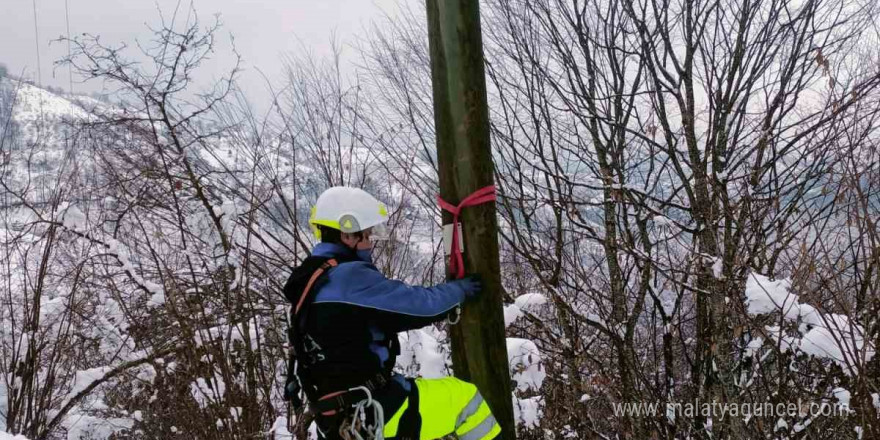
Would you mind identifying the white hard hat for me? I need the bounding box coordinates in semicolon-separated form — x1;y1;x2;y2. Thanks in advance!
309;187;390;239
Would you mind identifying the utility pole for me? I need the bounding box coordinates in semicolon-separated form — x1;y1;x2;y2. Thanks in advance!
425;1;515;439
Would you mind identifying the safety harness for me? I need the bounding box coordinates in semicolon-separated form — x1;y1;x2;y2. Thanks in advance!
283;255;421;440
283;257;345;409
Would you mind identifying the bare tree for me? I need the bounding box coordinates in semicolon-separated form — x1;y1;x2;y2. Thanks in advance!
358;0;880;438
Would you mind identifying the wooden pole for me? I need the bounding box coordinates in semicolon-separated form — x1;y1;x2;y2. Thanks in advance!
425;1;515;438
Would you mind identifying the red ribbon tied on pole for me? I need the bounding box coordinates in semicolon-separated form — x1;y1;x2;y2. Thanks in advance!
436;185;497;279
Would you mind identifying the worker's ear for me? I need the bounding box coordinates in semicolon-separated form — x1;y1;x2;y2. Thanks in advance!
340;232;354;246
340;232;362;247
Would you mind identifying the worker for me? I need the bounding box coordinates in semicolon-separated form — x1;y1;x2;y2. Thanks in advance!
283;186;500;440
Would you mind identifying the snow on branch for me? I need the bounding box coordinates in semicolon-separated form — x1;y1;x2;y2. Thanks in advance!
745;272;874;373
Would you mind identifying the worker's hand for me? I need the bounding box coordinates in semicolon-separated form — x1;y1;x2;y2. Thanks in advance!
455;273;483;299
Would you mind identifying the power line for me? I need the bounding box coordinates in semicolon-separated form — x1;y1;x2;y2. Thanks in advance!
65;0;74;94
32;0;42;87
31;0;45;138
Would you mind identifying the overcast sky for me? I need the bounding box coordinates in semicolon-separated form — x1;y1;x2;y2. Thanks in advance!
1;0;400;109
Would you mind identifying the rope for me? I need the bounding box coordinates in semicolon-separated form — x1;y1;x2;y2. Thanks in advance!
436;185;497;279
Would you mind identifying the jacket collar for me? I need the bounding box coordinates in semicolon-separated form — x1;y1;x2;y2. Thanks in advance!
312;242;358;259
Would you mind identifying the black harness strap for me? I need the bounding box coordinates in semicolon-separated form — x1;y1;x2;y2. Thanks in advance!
313;372;390;415
394;380;421;440
295;259;338;315
283;257;340;407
